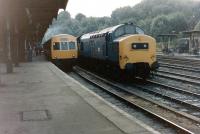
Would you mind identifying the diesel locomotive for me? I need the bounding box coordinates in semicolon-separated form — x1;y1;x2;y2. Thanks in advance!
77;23;159;78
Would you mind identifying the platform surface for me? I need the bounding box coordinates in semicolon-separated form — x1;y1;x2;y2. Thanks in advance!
0;57;157;134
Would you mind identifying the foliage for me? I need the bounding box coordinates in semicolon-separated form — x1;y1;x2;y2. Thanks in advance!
75;13;86;22
195;21;200;30
150;13;188;36
42;0;200;44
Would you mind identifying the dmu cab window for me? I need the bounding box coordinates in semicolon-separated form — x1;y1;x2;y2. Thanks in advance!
53;42;60;50
69;42;76;50
61;42;68;50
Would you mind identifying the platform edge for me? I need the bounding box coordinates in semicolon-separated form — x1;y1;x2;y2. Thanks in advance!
47;63;161;134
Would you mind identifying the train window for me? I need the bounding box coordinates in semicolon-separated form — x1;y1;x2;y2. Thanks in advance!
125;25;136;34
53;42;60;50
69;42;76;50
136;27;144;34
61;42;68;50
114;27;125;38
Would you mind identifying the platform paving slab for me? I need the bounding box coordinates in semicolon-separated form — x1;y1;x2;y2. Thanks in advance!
0;59;159;134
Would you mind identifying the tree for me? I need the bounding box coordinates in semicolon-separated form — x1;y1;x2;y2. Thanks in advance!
150;15;171;36
75;13;86;22
195;21;200;30
168;13;188;32
111;6;135;24
57;11;71;23
42;0;200;44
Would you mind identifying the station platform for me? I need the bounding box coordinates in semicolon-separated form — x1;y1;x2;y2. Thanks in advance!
0;57;159;134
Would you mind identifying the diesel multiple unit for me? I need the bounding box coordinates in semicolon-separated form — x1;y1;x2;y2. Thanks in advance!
43;34;78;66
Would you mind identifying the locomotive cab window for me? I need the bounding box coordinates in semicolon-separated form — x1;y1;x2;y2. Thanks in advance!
114;25;144;39
136;27;145;34
114;27;125;38
125;25;136;34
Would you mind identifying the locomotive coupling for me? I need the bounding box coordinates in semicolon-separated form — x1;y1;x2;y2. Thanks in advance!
151;61;159;71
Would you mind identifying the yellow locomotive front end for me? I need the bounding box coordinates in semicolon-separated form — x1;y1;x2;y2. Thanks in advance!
118;34;158;78
51;34;78;60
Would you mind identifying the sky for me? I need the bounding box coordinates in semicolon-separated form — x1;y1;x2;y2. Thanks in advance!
65;0;142;18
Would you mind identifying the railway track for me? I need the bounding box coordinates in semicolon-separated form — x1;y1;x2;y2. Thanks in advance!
157;56;200;74
157;69;200;81
153;69;200;94
73;66;200;134
154;71;200;86
134;79;200;117
157;56;200;66
159;62;200;73
146;79;200;96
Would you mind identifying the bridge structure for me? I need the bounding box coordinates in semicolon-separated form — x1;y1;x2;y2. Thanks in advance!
0;0;68;73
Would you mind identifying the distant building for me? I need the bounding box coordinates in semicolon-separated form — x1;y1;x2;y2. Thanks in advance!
181;30;200;55
157;31;200;55
157;34;178;54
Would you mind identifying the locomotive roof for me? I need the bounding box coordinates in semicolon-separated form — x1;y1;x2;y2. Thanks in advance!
80;24;131;40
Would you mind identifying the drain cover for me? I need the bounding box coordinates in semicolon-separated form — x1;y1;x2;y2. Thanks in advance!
21;110;50;121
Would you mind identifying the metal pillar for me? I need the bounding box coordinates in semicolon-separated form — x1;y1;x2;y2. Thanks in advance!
14;37;20;67
19;35;26;62
14;26;19;67
5;18;13;73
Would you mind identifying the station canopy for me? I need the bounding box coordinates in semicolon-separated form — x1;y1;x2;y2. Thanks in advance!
182;30;200;34
0;0;68;41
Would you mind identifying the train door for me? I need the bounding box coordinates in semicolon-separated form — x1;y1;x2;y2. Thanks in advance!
105;33;110;58
107;33;119;62
90;40;95;57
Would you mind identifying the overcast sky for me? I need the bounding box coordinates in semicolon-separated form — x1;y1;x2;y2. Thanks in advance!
66;0;142;18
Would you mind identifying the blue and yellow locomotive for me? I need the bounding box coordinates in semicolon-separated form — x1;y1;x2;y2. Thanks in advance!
77;23;159;78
